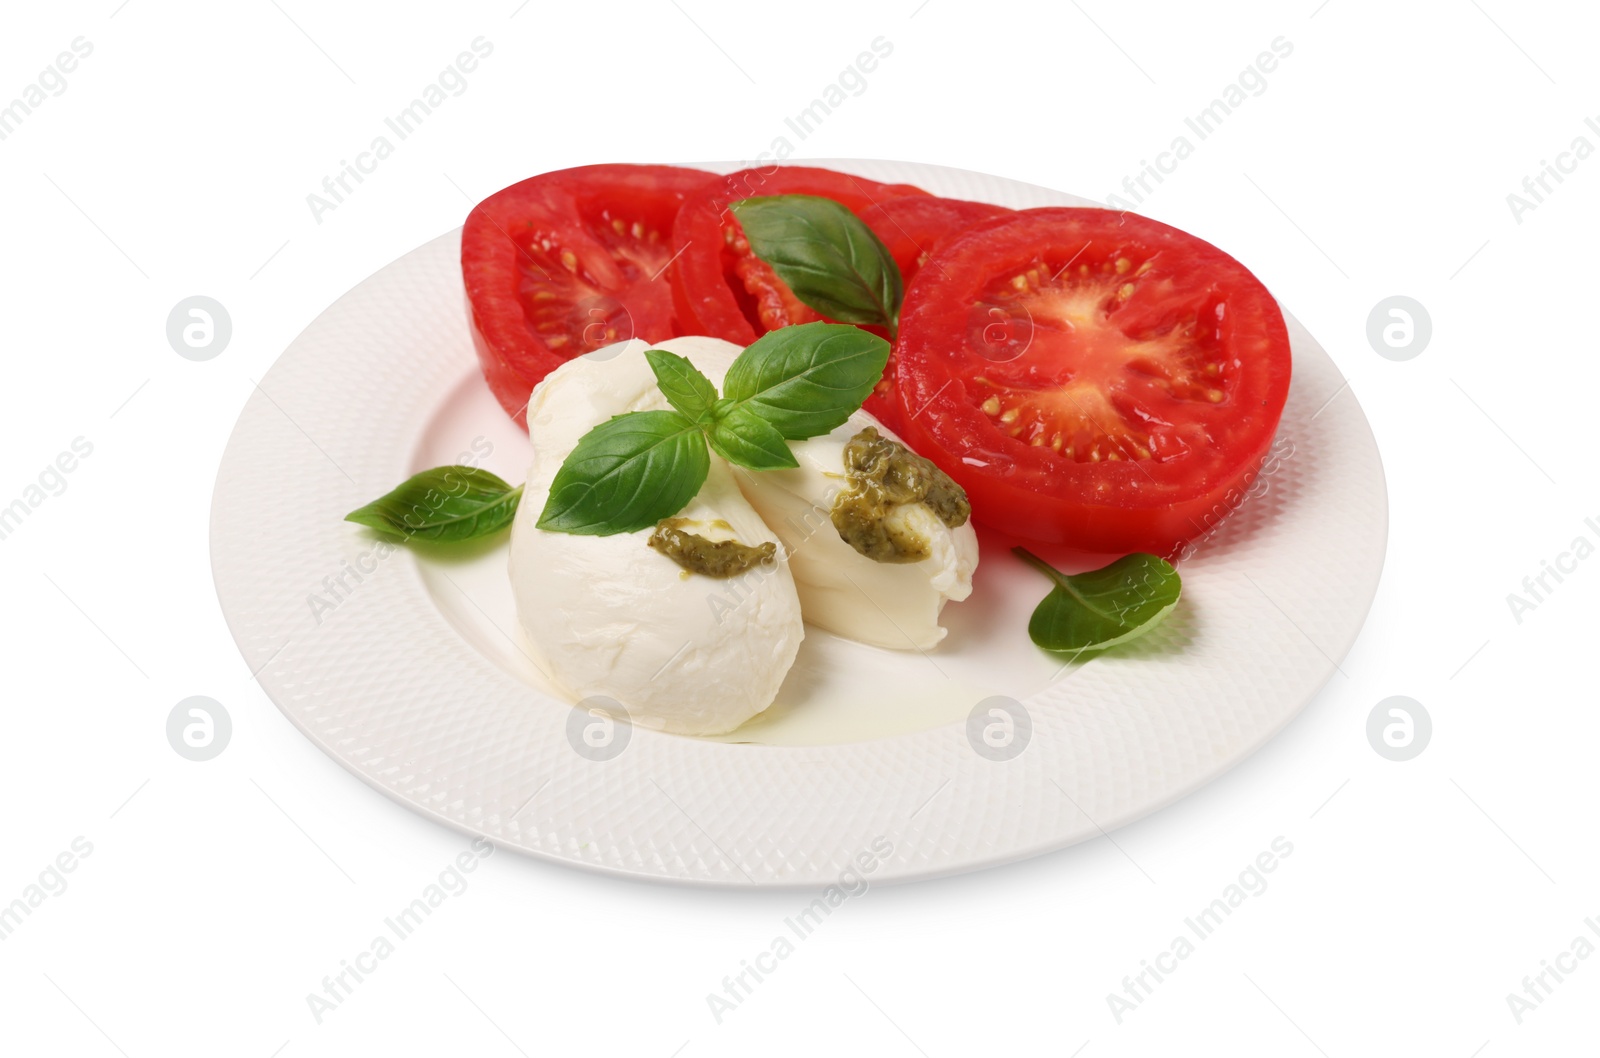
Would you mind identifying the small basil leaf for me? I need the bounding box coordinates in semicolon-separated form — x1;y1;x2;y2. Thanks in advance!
645;348;718;423
536;410;710;535
1014;548;1181;653
721;322;890;440
731;195;904;335
707;403;799;471
346;466;522;542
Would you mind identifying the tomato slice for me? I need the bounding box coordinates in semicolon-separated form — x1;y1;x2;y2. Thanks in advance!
462;163;714;425
856;196;1014;431
893;208;1292;556
667;166;929;346
859;195;1013;285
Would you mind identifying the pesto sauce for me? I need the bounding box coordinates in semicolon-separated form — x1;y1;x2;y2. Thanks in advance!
648;518;777;579
831;427;971;563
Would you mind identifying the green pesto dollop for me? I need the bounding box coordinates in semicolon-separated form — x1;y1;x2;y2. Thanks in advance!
831;426;971;563
647;518;777;579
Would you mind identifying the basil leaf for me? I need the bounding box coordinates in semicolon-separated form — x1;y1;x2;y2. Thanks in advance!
1014;548;1181;653
529;322;889;537
646;348;718;423
731;195;904;335
346;466;522;542
536;410;710;535
722;323;890;440
707;403;799;471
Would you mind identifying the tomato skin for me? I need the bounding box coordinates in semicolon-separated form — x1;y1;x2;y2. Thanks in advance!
892;207;1292;557
668;166;929;346
462;163;714;426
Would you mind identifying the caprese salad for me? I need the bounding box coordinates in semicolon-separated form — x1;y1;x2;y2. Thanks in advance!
346;164;1292;736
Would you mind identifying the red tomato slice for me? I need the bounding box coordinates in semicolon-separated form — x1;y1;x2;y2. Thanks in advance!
667;166;929;346
859;195;1013;285
462;163;714;425
857;196;1013;431
893;208;1292;556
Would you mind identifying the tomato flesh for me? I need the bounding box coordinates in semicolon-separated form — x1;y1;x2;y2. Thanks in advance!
462;163;713;425
668;166;929;346
859;195;1012;285
893;208;1291;556
966;258;1226;462
857;196;1014;431
726;223;823;333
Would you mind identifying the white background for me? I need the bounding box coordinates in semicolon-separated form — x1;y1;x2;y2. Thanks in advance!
1;0;1595;1054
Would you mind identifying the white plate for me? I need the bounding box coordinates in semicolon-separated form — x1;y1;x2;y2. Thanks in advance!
210;160;1386;886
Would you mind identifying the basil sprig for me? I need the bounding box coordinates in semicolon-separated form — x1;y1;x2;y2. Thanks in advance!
731;195;904;337
537;323;887;535
347;324;887;544
1014;548;1181;653
706;404;797;471
345;466;522;542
